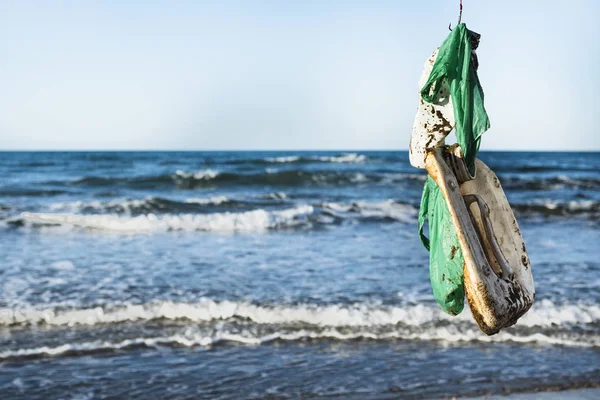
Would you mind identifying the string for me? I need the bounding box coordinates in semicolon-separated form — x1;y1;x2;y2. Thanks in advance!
449;0;464;31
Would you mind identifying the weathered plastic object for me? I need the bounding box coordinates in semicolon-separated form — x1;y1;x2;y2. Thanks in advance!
409;49;455;170
424;146;535;335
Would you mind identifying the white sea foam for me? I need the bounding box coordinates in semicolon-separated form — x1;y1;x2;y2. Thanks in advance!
262;154;366;164
50;261;76;271
49;200;89;212
523;199;599;214
1;299;598;329
519;299;600;326
322;200;417;222
0;301;439;327
1;300;599;359
49;198;158;214
350;173;369;183
20;205;314;233
174;169;219;180
184;196;230;205
0;326;597;360
19;198;418;233
47;193;284;214
317;153;367;163
265;156;300;163
565;200;597;211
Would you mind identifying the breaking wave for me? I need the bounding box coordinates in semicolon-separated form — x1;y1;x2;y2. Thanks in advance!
1;299;599;359
183;196;233;205
14;200;417;232
9;195;596;232
173;169;220;180
18;206;315;233
1;299;597;329
1;328;595;360
46;196;595;221
320;200;416;222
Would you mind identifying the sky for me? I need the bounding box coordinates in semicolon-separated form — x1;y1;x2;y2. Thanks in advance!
0;1;598;151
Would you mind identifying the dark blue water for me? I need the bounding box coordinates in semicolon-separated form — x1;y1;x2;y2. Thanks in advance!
1;151;599;399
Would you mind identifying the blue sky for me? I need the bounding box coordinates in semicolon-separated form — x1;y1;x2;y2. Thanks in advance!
0;1;598;151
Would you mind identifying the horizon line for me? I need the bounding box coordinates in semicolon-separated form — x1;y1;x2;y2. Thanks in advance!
1;149;599;153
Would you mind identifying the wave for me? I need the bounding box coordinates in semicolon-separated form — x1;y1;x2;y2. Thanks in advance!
162;169;384;188
316;154;367;163
16;161;59;167
29;165;429;192
48;197;201;215
2;299;597;329
18;205;315;233
231;153;368;165
492;164;600;173
0;188;70;197
2;328;595;360
264;156;302;163
58;169;388;190
14;200;417;232
13;196;597;232
46;193;291;216
183;196;232;205
32;170;600;193
174;169;219;180
48;196;238;215
500;175;600;191
0;300;441;327
7;195;596;230
1;299;598;359
183;169;425;187
321;200;416;222
513;199;600;218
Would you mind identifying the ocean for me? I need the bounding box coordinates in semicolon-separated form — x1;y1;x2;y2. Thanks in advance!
0;151;599;399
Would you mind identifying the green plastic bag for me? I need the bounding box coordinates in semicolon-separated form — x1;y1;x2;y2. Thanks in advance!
416;24;490;315
419;176;465;315
421;23;490;174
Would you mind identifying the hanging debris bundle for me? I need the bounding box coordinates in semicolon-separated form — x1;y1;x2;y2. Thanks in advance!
409;23;535;335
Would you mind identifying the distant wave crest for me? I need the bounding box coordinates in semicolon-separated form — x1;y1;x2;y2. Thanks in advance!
60;169;406;190
501;175;600;191
513;199;600;218
240;153;367;165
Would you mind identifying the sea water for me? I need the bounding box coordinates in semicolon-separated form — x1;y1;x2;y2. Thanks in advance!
1;151;599;398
